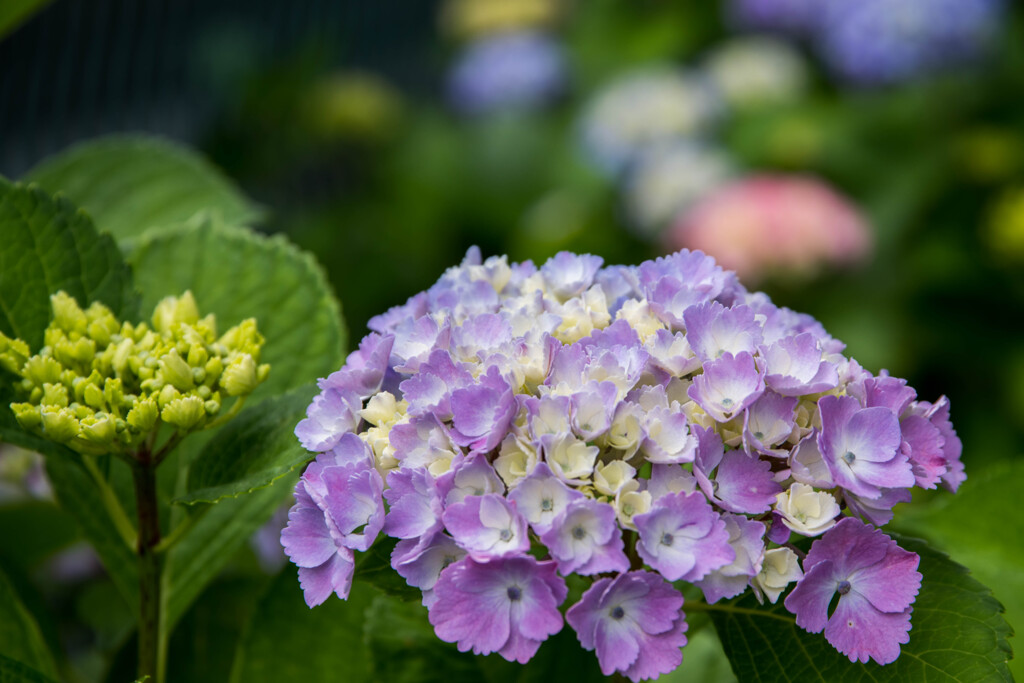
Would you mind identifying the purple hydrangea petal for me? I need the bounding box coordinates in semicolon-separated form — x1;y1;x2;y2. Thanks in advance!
761;333;839;396
429;556;566;662
818;395;913;499
688;351;765;422
449;366;517;452
294;388;362;452
443;494;529;560
539;498;629;576
683;301;762;362
696;514;766;603
744;390;798;456
507;462;585;534
634;490;734;581
384;466;444;539
567;571;687;681
297;551;355;607
321;465;385;551
319;332;395;398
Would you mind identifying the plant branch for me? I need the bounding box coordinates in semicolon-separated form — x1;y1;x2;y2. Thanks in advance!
131;446;166;683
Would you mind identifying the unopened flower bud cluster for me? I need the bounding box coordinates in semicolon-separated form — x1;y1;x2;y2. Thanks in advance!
283;248;962;679
1;291;269;456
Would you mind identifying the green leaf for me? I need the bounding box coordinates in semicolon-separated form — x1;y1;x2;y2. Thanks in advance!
708;535;1014;682
0;566;57;678
25;136;263;245
364;594;484;683
162;470;299;630
128;219;345;403
228;568;375;683
0;654;59;683
42;449;139;614
893;461;1024;680
177;385;316;505
0;0;52;40
353;538;421;602
0;177;137;350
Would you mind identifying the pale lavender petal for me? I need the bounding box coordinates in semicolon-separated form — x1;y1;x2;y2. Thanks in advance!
297;551;355;607
443;494;529;560
507;462;585;533
384;467;444;539
688;351;765;422
683;301;762;362
634;490;734;581
539;499;629;575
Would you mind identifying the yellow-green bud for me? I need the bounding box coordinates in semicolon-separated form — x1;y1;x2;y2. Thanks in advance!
218;319;264;358
80;415;116;446
161;395;206;430
50;292;88;334
54;337;96;367
158;383;180;408
204;399;220;414
221;353;258;396
204;356;224;384
104;378;126;411
41;383;69;408
23;356;62;385
127;397;159;432
186;344;208;368
159;348;195;391
0;332;29;375
10;403;41;430
83;383;106;410
152;291;200;334
41;406;80;442
111;338;134;374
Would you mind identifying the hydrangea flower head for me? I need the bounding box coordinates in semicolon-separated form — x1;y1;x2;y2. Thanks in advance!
447;31;566;115
667;174;873;283
281;246;964;676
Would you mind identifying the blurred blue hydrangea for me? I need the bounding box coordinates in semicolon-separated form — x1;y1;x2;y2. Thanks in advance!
447;31;566;115
725;0;819;36
817;0;1005;85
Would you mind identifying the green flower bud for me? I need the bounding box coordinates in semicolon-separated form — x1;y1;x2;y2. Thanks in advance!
85;302;120;347
187;344;209;368
127;398;159;432
54;337;96;367
41;383;69;408
158;383;180;409
40;406;80;442
161;395;206;430
23;356;62;385
83;383;106;410
152;291;200;334
204;399;220;414
159;348;195;391
111;338;134;374
221;353;259;396
218;319;264;358
204;356;224;384
50;292;88;334
0;332;29;375
10;403;41;430
104;378;126;411
80;414;116;446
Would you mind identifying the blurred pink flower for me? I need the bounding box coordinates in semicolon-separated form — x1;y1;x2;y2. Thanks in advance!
666;175;872;282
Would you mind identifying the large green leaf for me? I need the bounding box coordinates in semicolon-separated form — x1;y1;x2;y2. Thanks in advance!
894;461;1024;680
228;568;375;683
177;385;316;505
42;449;139;614
163;470;300;630
0;177;137;350
128;219;345;403
0;567;57;678
25;136;263;244
352;537;421;602
0;654;58;683
0;0;52;40
708;536;1014;682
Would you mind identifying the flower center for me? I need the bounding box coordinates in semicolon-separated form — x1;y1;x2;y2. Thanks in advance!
842;451;856;465
540;498;553;512
609;606;625;620
572;526;587;540
720;397;734;408
660;532;674;547
837;580;851;596
499;528;513;542
507;586;522;602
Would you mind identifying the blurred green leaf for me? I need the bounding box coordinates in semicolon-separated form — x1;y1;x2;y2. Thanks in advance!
162;470;299;630
0;654;58;683
228;568;375;683
352;538;421;603
0;566;57;677
25;136;263;245
0;0;52;40
128;219;345;404
177;385;315;505
42;450;139;614
894;461;1024;680
0;177;137;351
0;501;79;568
364;594;483;683
709;535;1013;682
